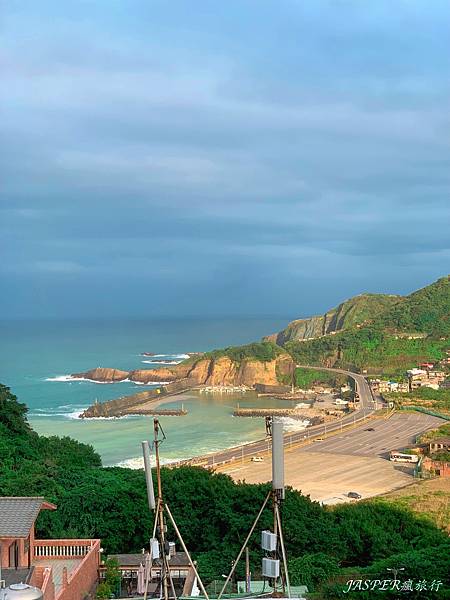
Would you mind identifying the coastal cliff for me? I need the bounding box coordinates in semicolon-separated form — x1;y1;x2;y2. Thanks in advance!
73;353;294;388
265;293;401;345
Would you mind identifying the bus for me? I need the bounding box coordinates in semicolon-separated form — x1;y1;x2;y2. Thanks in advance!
389;451;419;464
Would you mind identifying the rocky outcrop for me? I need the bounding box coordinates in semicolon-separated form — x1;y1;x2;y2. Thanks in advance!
72;354;294;388
72;367;129;382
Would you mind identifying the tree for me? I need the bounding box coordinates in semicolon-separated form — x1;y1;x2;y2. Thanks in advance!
0;384;32;436
289;553;340;591
104;558;121;595
95;582;111;599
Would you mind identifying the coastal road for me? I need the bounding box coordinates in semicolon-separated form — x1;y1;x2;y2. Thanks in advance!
178;365;378;468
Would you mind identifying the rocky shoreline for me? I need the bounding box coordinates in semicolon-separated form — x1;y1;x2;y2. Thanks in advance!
72;353;294;387
75;353;295;418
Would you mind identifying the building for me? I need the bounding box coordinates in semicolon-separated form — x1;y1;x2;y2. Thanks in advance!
333;399;348;406
0;498;100;600
369;379;408;394
104;550;195;598
407;368;446;391
422;457;450;477
429;437;450;453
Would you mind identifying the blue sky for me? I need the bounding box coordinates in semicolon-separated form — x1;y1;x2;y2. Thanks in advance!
1;1;450;319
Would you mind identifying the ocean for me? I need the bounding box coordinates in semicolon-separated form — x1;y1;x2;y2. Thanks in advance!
0;317;304;467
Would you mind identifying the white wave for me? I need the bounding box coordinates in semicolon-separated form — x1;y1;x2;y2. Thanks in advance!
280;417;310;432
46;375;162;386
80;414;140;421
147;354;190;359
45;375;113;384
116;454;190;469
29;409;87;419
67;410;85;419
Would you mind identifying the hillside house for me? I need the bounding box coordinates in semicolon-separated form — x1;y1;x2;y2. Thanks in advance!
104;550;195;598
369;379;408;394
407;368;446;390
429;437;450;453
0;497;100;600
422;457;450;477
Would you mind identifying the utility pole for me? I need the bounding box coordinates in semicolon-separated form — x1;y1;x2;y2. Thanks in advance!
218;418;291;600
245;547;250;593
142;420;210;600
153;420;175;600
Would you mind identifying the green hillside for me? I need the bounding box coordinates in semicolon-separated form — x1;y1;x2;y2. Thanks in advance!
377;275;450;336
204;340;286;362
286;328;449;375
279;275;450;374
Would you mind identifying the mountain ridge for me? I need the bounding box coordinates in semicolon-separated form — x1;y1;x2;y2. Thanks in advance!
264;293;402;345
265;276;450;346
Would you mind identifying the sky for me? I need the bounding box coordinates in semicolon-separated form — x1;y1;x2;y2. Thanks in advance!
1;0;450;319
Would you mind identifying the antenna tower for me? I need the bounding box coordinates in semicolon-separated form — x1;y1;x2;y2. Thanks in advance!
142;419;210;600
218;417;291;599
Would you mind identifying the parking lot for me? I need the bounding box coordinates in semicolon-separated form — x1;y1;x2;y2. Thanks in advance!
303;412;443;458
222;412;444;504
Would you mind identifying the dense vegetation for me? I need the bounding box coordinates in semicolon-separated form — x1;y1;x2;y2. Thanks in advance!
419;423;450;443
204;341;286;363
294;368;349;390
1;384;449;597
378;275;450;337
286;327;448;375
265;275;450;376
389;387;450;416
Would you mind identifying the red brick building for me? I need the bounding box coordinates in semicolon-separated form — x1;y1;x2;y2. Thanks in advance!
422;457;450;477
0;498;100;600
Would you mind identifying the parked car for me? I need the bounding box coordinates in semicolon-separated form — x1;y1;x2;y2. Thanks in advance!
251;456;264;462
348;491;362;499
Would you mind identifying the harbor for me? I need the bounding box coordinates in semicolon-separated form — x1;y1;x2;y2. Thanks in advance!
197;385;249;394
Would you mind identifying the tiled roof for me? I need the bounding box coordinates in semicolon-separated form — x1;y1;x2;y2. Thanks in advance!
109;551;190;568
0;497;55;538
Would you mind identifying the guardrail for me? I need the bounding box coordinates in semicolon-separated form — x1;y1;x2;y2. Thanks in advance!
399;406;450;421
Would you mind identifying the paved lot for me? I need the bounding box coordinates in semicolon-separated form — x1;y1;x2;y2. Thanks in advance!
221;412;444;504
303;412;443;458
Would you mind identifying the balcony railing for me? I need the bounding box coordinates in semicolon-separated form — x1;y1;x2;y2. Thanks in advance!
33;539;98;559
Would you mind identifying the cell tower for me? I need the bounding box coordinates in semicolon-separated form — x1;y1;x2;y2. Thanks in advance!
141;419;209;600
218;417;291;599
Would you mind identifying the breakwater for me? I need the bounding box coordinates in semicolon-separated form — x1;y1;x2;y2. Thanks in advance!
233;407;323;424
127;408;188;416
79;378;196;418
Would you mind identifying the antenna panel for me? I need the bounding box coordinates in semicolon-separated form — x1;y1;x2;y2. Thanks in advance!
271;418;285;498
262;558;280;578
261;530;277;551
141;440;156;510
150;538;160;559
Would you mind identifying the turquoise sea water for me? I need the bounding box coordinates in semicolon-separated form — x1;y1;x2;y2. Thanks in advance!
0;318;297;466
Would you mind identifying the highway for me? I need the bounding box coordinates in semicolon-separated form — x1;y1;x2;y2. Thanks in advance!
176;365;379;469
